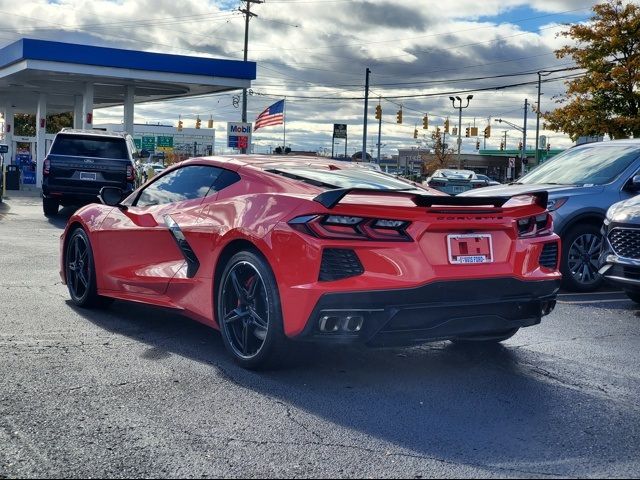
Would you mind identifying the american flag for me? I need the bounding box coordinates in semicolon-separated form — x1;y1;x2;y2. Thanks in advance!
255;100;285;131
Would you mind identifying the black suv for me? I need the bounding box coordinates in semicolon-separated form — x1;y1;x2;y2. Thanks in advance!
42;129;139;216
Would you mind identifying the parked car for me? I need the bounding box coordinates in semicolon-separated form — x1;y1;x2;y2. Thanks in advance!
42;129;139;216
476;174;501;186
426;169;489;195
60;156;560;369
599;195;640;303
462;139;640;292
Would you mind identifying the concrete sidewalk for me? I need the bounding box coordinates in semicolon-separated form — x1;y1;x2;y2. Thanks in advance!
3;187;42;199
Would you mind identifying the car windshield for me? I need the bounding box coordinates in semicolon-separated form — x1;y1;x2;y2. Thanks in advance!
519;144;640;186
50;135;128;159
268;166;424;191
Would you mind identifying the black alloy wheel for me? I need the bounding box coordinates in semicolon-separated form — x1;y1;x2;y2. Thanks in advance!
218;251;287;369
65;228;106;308
562;224;604;292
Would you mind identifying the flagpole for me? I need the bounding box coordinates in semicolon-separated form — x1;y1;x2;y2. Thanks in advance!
283;97;287;151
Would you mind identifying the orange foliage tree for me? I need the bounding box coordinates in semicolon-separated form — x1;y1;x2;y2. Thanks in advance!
544;0;640;140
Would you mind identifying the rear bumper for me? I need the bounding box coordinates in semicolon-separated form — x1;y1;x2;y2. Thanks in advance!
43;180;134;203
293;277;560;346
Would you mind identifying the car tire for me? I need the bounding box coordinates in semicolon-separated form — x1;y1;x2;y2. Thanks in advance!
65;228;108;309
217;250;289;370
624;290;640;304
452;328;520;344
561;224;604;292
43;197;59;216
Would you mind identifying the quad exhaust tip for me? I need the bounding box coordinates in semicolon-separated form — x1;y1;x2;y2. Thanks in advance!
318;314;365;334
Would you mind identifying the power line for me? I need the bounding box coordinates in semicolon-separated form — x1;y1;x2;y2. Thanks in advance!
255;73;584;101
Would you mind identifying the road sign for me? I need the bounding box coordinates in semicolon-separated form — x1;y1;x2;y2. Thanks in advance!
134;138;141;149
227;122;252;150
141;136;156;150
333;124;347;139
509;157;516;168
157;136;174;148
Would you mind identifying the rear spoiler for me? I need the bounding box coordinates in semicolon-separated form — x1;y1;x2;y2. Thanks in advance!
313;188;549;210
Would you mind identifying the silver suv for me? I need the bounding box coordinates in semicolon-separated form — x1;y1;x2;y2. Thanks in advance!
462;140;640;292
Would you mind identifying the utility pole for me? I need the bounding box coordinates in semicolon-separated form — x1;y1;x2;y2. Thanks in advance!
362;68;371;162
535;71;551;165
522;99;528;177
240;0;263;154
377;96;382;163
450;95;473;169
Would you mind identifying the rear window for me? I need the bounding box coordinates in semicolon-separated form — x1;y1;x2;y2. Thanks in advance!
268;166;425;191
50;135;129;160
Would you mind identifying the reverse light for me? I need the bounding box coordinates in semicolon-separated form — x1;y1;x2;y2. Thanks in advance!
517;213;553;237
289;215;412;241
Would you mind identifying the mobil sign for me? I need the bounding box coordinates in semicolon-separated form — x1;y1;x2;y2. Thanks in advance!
228;122;252;150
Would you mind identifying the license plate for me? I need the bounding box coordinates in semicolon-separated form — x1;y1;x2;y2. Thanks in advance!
80;172;97;181
452;186;465;193
448;234;494;264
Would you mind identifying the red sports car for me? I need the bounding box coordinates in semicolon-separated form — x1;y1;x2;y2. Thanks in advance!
60;156;561;369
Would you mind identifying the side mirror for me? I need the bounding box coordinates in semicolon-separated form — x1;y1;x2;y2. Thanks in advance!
99;187;125;207
628;174;640;192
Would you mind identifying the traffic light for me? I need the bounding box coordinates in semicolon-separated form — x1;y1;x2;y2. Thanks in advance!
484;126;491;138
476;140;480;150
547;143;551;151
196;116;202;129
375;104;382;120
422;114;428;130
413;128;418;139
500;141;504;151
207;116;213;129
177;117;183;132
465;127;470;138
396;108;403;124
518;141;523;150
444;118;450;133
522;158;529;165
436;127;441;135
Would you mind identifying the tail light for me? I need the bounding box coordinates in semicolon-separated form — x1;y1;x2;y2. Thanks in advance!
126;165;134;181
517;213;553;238
472;182;485;188
43;157;50;176
289;215;412;242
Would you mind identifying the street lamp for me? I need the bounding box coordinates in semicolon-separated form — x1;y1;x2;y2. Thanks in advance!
450;95;473;169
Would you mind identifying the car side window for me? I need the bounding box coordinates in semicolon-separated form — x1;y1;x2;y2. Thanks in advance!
135;165;223;207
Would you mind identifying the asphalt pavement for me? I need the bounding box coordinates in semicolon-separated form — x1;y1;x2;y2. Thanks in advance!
0;191;639;479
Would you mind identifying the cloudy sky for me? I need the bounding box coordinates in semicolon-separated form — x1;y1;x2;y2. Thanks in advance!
0;0;603;156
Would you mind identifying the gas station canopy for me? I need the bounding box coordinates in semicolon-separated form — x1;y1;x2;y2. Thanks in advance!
0;38;256;113
0;38;256;187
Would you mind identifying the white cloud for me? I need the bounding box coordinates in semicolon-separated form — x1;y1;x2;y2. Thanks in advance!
0;0;600;155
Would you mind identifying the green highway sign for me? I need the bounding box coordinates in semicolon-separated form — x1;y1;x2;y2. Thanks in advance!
157;136;174;148
141;136;156;150
134;138;141;149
